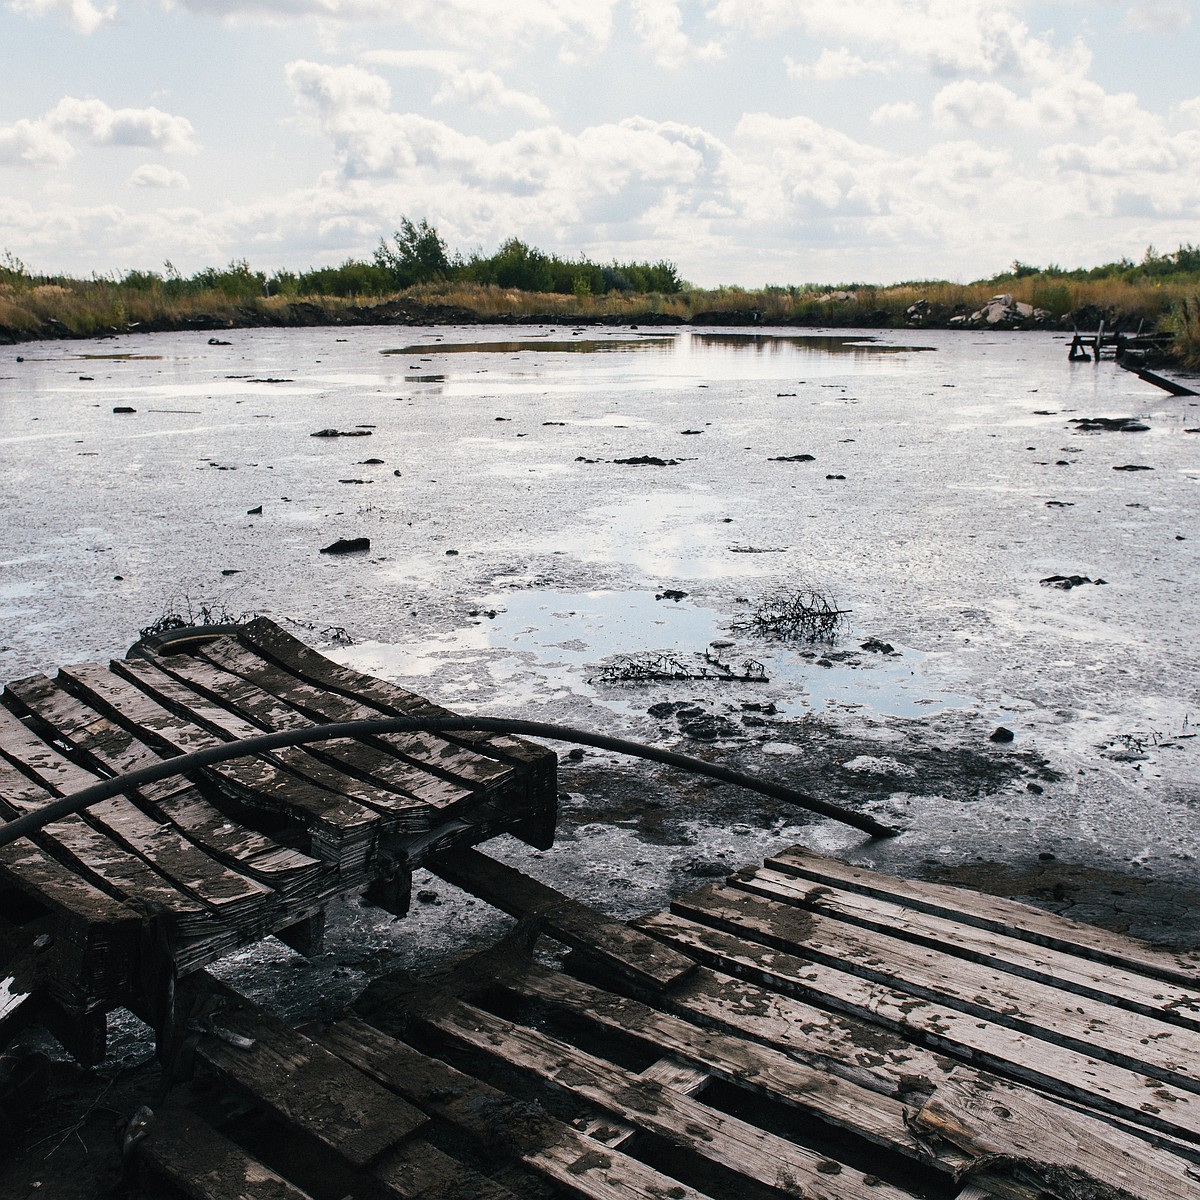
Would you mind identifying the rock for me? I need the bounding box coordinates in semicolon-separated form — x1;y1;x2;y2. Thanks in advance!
906;299;931;324
113;406;136;414
1069;417;1149;433
655;589;688;602
768;454;815;462
860;638;896;655
1039;574;1106;589
613;455;679;466
567;747;585;761
648;702;685;718
311;428;371;438
247;504;263;515
1027;782;1044;794
990;726;1015;743
319;537;371;555
445;548;459;556
965;294;1050;327
825;474;846;480
1113;464;1152;471
207;337;232;345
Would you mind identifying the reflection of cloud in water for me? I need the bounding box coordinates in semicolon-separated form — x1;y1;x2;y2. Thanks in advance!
335;589;970;720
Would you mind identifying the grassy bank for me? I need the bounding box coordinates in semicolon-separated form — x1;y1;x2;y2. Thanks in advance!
3;246;1199;368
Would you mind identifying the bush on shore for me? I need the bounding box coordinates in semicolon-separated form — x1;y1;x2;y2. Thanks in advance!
2;237;1199;368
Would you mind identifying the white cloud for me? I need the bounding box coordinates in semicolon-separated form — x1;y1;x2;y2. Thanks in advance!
870;100;920;125
0;97;196;168
10;0;115;34
629;0;723;68
786;47;888;81
129;163;189;188
1124;3;1190;34
933;74;1143;134
708;0;1090;82
431;68;550;119
1177;98;1200;126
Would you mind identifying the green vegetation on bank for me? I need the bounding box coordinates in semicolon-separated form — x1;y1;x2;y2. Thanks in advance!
2;228;1199;368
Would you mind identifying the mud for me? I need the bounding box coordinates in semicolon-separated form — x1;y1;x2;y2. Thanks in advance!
0;323;1197;1148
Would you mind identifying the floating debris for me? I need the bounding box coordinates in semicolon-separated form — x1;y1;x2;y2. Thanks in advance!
1069;417;1149;433
594;650;767;685
1040;575;1107;590
311;428;371;438
320;537;371;555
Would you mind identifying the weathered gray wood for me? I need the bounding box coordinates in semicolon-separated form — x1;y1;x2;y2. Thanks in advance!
183;974;426;1170
10;672;321;889
670;883;1200;1096
135;1106;317;1200
145;649;474;812
374;1138;524;1200
738;864;1200;1029
916;1075;1200;1200
767;845;1200;987
63;661;379;869
0;839;139;1009
238;618;559;848
406;995;922;1200
320;1014;727;1200
634;909;1200;1145
503;961;975;1170
0;729;209;932
430;846;696;990
198;636;516;792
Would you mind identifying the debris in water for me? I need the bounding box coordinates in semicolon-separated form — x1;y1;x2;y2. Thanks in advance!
738;586;849;643
320;537;371;555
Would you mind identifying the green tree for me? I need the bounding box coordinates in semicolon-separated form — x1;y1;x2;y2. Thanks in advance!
373;218;450;287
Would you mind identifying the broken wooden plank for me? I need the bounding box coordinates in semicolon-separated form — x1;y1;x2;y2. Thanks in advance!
915;1074;1200;1200
373;1138;524;1200
736;865;1200;1030
135;1106;317;1200
403;994;926;1200
766;845;1200;989
181;973;426;1170
493;960;978;1173
429;846;696;990
669;883;1200;1096
633;908;1200;1146
320;1014;732;1200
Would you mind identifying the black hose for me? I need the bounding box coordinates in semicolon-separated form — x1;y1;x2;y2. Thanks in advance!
0;715;900;849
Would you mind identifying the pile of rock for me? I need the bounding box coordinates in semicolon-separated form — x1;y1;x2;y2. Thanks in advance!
949;293;1050;328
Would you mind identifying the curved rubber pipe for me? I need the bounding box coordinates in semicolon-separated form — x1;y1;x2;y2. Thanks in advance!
0;715;900;848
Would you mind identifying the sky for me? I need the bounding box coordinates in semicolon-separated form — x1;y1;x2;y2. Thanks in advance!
1;0;1198;287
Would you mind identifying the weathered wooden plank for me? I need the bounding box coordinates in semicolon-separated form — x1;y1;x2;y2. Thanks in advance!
320;1014;725;1200
404;995;923;1200
430;846;696;990
669;883;1200;1096
0;728;209;932
767;845;1200;987
4;678;277;918
374;1138;524;1200
183;974;427;1170
738;864;1200;1029
198;636;517;792
915;1075;1200;1200
146;649;475;812
237;618;559;850
135;1106;317;1200
62;662;379;869
0;840;139;1008
501;961;976;1170
10;672;321;890
634;909;1200;1146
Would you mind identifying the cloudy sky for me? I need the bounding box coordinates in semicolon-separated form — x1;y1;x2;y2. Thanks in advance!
2;0;1197;286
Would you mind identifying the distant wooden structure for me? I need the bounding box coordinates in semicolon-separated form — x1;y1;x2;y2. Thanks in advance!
0;618;556;1063
125;842;1200;1200
1069;319;1174;363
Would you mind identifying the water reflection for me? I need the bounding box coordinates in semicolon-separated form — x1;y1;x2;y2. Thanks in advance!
386;331;935;358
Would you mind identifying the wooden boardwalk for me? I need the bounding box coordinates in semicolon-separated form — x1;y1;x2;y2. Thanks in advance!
0;618;556;1062
130;843;1200;1200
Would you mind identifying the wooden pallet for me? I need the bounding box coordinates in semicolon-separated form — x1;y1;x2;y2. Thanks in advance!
134;843;1200;1200
0;619;557;1062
